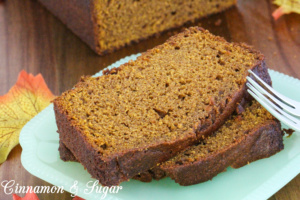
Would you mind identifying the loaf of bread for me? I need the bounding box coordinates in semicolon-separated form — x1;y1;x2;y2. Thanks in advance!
133;101;284;185
53;27;270;186
38;0;236;55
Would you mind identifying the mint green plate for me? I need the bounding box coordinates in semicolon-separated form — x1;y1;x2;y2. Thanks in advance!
20;54;300;200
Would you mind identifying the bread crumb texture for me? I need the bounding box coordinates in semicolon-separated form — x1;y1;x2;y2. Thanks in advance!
162;101;274;166
94;0;236;50
55;27;263;158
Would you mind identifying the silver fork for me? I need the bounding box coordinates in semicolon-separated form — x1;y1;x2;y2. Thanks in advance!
246;70;300;132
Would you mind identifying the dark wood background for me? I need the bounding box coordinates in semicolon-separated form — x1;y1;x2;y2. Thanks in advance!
0;0;299;199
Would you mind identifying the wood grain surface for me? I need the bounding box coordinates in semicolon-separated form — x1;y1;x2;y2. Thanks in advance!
0;0;299;199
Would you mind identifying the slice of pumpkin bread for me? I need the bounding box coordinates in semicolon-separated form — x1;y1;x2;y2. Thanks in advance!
53;27;270;186
134;101;284;186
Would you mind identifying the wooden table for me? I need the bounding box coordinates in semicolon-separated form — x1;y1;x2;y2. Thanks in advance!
0;0;299;199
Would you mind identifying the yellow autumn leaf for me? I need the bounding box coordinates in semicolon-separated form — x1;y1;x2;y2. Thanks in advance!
273;0;300;20
0;70;55;164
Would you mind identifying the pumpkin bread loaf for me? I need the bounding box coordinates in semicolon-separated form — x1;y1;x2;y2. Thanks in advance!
38;0;236;55
53;27;270;186
133;101;284;185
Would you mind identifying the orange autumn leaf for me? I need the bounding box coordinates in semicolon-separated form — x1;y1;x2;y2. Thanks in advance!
12;187;39;200
0;70;55;163
272;0;300;20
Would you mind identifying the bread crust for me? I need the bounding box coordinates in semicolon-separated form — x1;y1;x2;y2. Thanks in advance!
133;120;283;185
162;121;284;186
58;140;77;162
37;0;99;53
58;117;284;186
231;120;284;168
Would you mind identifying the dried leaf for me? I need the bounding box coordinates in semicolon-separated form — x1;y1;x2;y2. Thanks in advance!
12;187;39;200
273;0;300;20
0;70;55;163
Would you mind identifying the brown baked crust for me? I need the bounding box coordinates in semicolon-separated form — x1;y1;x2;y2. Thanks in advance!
37;0;99;53
231;120;284;168
162;122;283;185
165;121;284;186
59;118;284;185
37;0;236;55
134;120;284;185
54;27;271;186
58;140;77;162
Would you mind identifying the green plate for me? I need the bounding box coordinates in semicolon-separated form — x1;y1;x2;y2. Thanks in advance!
20;54;300;200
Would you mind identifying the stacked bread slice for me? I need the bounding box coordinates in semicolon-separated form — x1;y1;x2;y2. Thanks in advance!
132;101;283;185
53;27;284;186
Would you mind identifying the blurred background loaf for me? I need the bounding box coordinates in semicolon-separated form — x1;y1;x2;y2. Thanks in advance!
37;0;236;55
